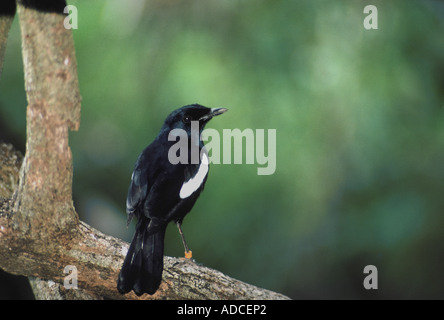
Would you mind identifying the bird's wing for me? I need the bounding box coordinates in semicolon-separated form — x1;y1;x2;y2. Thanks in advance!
126;152;150;225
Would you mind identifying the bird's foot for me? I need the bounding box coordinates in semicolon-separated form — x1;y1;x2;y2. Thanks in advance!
184;250;193;259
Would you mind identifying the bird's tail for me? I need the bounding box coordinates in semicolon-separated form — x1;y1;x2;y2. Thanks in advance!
117;220;166;296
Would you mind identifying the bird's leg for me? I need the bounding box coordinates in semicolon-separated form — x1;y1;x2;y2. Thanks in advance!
176;221;192;259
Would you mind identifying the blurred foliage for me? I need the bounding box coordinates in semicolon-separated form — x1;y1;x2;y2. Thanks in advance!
1;0;444;299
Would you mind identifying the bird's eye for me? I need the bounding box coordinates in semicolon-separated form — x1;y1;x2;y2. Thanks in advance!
182;115;192;124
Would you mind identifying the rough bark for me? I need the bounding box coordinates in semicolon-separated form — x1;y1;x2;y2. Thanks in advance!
13;1;81;236
0;143;22;198
0;1;16;78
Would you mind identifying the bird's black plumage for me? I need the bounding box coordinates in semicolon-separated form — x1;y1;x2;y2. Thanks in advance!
117;104;227;296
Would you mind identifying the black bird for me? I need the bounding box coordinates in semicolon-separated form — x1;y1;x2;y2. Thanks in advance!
117;104;227;296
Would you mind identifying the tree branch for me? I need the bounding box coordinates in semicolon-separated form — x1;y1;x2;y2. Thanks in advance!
13;1;81;235
0;143;289;300
0;1;290;300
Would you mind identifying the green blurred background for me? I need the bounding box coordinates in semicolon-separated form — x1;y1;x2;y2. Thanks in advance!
1;0;444;299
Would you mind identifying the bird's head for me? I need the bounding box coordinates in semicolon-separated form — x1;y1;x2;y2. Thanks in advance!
162;104;228;133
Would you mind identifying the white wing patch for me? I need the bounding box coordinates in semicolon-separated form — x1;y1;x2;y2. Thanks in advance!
179;153;209;199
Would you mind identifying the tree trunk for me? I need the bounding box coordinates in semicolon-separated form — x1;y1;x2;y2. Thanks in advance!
0;1;16;78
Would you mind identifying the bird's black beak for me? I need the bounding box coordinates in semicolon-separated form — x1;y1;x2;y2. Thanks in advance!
199;108;228;121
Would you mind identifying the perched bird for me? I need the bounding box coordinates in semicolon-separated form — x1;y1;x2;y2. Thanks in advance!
117;104;227;296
